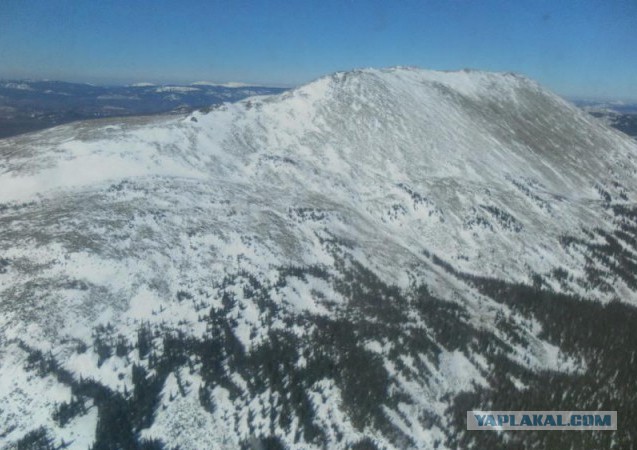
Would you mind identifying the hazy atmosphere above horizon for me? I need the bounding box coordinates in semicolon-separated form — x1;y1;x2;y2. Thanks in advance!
0;0;635;100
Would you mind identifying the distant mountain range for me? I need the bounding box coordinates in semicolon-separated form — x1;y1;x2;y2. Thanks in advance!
0;80;286;138
571;99;637;138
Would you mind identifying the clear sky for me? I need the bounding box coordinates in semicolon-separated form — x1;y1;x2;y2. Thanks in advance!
0;0;635;99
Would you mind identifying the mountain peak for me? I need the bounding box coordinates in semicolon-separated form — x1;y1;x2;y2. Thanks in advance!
292;66;538;102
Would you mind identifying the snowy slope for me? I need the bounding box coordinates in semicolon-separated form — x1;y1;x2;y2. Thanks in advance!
1;67;636;449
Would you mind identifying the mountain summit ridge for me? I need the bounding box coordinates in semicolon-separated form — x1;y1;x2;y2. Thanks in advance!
185;66;637;295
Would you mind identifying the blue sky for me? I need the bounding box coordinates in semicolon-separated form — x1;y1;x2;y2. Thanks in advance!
0;0;635;99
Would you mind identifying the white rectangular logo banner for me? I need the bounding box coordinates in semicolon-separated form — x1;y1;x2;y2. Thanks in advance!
467;411;617;431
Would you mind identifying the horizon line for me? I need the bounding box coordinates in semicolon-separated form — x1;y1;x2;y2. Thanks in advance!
1;71;637;103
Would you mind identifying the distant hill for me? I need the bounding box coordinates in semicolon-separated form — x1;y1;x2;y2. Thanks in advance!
0;80;287;138
572;98;637;138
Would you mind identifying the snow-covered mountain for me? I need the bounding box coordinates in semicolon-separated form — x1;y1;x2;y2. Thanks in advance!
1;67;636;449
